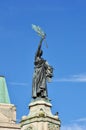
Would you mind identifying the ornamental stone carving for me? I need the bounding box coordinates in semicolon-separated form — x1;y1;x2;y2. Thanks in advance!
25;126;33;130
48;123;58;130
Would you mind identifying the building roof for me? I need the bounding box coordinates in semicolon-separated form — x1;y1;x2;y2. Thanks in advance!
0;76;10;104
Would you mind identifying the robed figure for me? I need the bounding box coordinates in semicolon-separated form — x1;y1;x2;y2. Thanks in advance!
32;25;53;99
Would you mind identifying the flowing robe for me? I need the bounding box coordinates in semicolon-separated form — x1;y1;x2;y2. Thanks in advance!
32;58;48;98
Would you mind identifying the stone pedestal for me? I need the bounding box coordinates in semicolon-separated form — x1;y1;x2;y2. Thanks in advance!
0;103;20;130
21;98;61;130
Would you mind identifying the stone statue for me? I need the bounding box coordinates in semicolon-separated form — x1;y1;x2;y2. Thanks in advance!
32;24;53;99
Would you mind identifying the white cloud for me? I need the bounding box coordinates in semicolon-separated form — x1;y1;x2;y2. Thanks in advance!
53;74;86;82
61;124;86;130
72;118;86;122
61;118;86;130
9;82;29;86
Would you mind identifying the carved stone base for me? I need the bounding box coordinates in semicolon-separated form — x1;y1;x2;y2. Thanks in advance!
21;98;61;130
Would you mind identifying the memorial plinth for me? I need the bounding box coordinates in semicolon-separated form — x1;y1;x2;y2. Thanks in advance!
21;99;61;130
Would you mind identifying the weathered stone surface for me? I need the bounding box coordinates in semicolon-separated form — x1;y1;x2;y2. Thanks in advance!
21;99;61;130
0;103;20;130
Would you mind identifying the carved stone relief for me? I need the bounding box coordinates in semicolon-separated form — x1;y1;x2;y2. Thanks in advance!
24;126;33;130
48;123;58;130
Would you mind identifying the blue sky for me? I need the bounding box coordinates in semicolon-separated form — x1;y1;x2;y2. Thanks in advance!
0;0;86;130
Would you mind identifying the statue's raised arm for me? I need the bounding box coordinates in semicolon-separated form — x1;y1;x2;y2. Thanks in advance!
35;38;43;60
32;24;46;60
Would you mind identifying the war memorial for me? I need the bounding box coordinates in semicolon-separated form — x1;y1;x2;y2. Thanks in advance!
0;25;61;130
